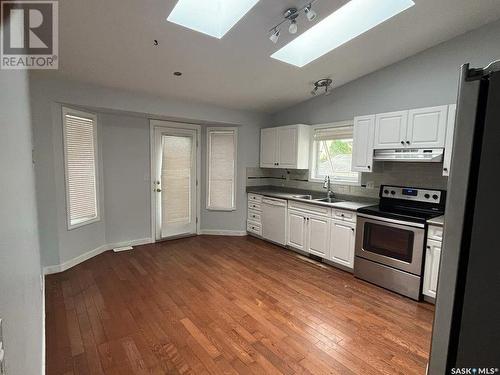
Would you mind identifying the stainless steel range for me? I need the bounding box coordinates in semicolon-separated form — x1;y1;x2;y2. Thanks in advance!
354;185;446;300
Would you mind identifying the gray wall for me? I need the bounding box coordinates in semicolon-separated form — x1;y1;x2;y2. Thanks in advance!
272;19;500;125
30;75;268;267
0;71;44;375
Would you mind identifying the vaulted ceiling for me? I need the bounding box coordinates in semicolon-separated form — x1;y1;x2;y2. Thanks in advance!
43;0;500;113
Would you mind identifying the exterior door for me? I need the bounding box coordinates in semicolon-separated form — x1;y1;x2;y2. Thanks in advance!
306;215;330;257
287;210;307;251
277;127;297;168
406;105;447;148
153;126;197;240
374;110;408;149
330;220;355;268
260;128;277;167
352;115;375;172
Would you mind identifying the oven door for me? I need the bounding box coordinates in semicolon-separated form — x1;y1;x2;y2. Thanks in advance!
355;214;425;275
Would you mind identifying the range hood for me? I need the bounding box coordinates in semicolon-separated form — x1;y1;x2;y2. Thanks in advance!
373;148;444;162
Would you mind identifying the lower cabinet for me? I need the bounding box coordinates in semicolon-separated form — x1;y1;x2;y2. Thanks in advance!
287;210;307;251
306;215;330;257
423;239;442;298
329;220;356;269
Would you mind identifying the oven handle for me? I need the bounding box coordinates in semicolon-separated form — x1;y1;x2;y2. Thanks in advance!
357;213;425;228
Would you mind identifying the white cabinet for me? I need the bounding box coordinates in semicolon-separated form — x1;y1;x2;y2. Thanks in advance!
443;104;457;176
374;110;408;149
260;128;277;168
407;105;447;148
423;239;442;298
247;194;263;236
260;125;310;169
352;115;375;172
306;215;330;257
287;210;307;251
373;106;448;150
329;220;356;269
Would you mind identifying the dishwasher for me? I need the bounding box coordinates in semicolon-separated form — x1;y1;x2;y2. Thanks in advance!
261;197;287;245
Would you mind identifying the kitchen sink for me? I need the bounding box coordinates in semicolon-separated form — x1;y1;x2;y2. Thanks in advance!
292;195;313;200
314;197;344;203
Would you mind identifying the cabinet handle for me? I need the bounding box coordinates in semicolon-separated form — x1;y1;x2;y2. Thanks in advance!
367;165;371;169
401;141;405;145
351;228;354;232
406;141;410;145
427;245;431;249
443;167;448;172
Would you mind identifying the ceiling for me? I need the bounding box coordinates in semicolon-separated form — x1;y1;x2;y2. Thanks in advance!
46;0;500;113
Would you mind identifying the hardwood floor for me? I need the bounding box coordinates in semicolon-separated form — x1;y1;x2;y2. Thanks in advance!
45;235;435;375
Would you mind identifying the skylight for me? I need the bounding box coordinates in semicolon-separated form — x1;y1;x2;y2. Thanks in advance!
271;0;415;67
167;0;260;39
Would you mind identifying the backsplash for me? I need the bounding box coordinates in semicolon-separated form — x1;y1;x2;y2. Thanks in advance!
247;162;447;199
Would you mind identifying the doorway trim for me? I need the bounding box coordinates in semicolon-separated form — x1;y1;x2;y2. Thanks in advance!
149;120;201;242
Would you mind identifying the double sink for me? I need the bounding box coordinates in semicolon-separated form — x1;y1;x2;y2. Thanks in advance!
292;195;344;204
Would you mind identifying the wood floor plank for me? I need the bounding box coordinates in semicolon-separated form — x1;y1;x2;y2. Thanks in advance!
46;235;434;374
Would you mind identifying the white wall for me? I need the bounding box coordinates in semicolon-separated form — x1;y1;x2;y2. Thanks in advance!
272;19;500;125
0;71;44;375
30;76;268;268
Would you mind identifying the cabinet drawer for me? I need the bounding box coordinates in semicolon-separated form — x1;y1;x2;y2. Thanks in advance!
247;210;261;224
333;209;356;222
248;193;263;203
288;201;331;217
428;225;443;242
247;221;262;236
248;201;261;211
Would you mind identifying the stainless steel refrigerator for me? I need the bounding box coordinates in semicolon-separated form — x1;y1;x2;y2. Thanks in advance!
428;61;500;373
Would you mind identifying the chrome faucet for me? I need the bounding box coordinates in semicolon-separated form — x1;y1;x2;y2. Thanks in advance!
323;176;333;198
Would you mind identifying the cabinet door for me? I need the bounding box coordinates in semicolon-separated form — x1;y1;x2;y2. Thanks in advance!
423;239;442;298
306;215;330;258
260;128;277;168
443;104;456;176
329;220;355;269
374;111;408;149
277;127;298;168
352;115;375;172
287;211;307;251
407;106;447;148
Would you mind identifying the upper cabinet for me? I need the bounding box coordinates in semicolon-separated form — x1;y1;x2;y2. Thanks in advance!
373;106;447;149
352;115;375;172
260;125;310;169
374;110;408;149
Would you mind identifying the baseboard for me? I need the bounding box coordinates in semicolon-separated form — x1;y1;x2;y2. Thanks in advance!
43;237;152;275
199;230;247;236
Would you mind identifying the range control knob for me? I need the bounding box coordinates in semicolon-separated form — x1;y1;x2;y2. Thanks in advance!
390;190;396;195
433;194;439;200
384;189;389;195
424;193;430;199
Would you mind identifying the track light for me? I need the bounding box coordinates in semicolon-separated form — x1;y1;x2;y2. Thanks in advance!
269;28;280;43
305;4;317;21
268;1;320;44
311;78;333;96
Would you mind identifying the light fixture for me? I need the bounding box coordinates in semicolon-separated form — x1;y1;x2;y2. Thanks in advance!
311;78;333;96
268;2;319;43
269;28;280;43
271;0;415;67
167;0;261;39
305;4;317;21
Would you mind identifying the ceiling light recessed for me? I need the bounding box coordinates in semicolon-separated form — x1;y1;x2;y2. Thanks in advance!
167;0;260;39
271;0;415;67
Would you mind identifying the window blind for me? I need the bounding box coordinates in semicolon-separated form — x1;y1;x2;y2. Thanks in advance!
63;108;99;228
313;125;353;141
207;128;237;210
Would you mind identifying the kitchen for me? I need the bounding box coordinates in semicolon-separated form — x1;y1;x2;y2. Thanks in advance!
1;1;500;375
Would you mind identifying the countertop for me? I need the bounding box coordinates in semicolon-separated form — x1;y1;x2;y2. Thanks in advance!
427;215;445;227
246;186;376;212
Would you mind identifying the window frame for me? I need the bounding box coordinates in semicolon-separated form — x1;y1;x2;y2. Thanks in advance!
309;121;361;186
62;106;101;230
206;127;238;211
